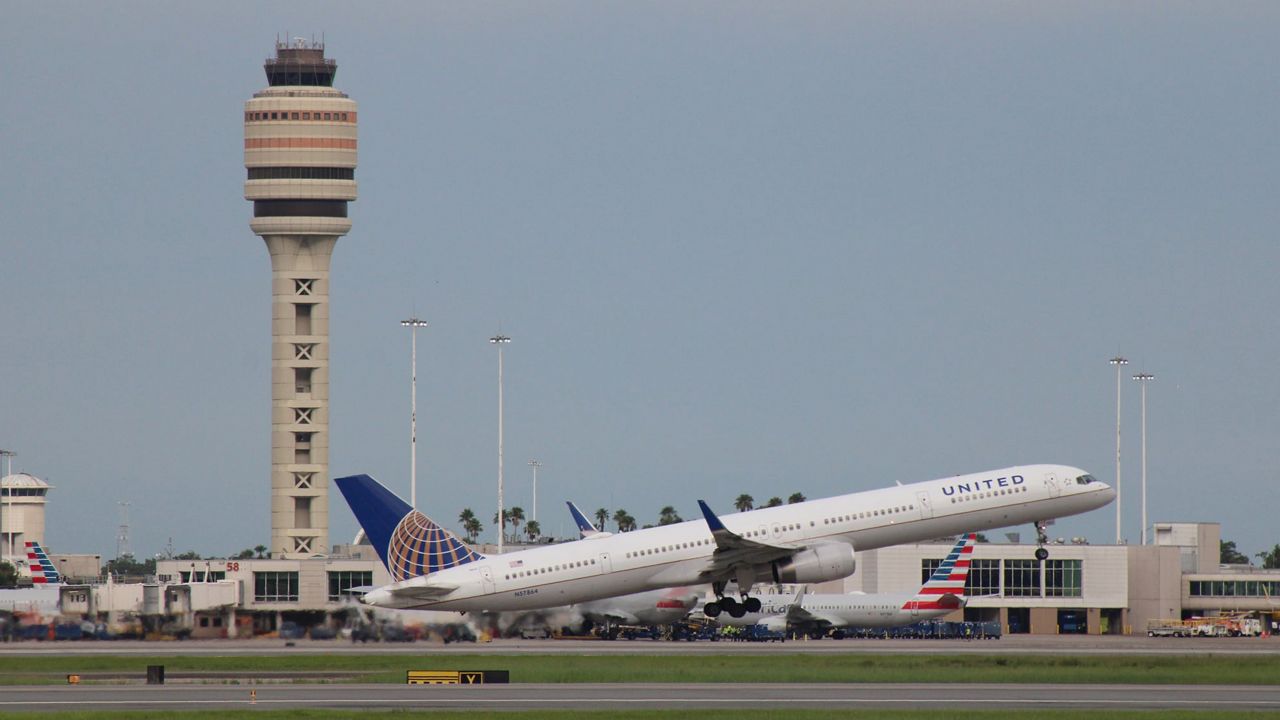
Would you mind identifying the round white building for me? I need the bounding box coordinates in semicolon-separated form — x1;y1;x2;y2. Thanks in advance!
0;473;52;561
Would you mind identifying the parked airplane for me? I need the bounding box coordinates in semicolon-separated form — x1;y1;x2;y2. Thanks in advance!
336;464;1112;617
714;533;976;628
24;540;61;584
0;541;63;618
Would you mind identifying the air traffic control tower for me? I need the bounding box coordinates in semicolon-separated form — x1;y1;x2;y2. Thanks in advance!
245;39;357;558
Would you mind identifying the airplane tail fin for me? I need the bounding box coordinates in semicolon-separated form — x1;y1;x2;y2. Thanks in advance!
334;474;484;582
904;533;976;611
567;501;612;539
567;501;598;535
25;540;61;584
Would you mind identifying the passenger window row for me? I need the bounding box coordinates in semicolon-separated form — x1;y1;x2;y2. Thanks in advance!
950;486;1027;503
624;538;713;560
822;504;916;526
504;557;596;581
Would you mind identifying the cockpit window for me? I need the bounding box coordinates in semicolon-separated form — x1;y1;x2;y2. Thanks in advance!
1076;474;1096;485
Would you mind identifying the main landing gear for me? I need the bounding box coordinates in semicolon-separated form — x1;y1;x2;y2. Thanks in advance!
1033;520;1050;561
702;582;763;619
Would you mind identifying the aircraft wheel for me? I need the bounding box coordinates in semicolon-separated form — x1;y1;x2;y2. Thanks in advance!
727;603;748;619
1035;547;1049;561
703;602;722;618
744;597;762;613
808;629;824;640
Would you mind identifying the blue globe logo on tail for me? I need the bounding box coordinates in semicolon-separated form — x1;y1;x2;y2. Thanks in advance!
335;474;483;582
386;510;483;581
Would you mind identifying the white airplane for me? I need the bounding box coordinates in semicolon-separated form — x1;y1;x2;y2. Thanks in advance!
715;533;976;630
0;541;64;618
335;464;1112;617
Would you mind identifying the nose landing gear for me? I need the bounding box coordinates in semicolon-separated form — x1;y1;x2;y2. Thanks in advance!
1033;520;1050;561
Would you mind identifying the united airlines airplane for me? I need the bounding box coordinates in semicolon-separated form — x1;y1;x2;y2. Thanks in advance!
715;533;976;630
336;464;1112;618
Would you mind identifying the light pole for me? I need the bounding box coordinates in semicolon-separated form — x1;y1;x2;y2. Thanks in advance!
1133;372;1155;545
1109;356;1128;544
528;459;542;524
0;450;13;562
490;333;511;552
401;317;429;509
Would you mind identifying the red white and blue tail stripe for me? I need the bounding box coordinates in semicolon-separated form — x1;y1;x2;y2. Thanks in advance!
902;533;975;611
25;540;61;584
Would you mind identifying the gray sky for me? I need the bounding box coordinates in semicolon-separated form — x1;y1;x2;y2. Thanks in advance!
2;2;1277;561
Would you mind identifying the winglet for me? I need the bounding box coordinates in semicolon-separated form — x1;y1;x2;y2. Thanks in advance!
697;500;727;533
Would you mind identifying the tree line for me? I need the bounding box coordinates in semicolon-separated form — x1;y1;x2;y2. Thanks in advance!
456;492;810;544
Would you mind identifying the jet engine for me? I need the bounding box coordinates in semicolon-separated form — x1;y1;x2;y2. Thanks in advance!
771;543;856;584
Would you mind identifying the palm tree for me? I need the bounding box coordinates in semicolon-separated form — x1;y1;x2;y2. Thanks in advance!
254;545;268;559
613;509;629;533
508;507;526;541
525;520;541;542
619;513;638;532
764;497;783;508
594;508;609;531
733;494;754;512
787;492;806;504
658;506;682;526
465;516;483;544
459;508;480;543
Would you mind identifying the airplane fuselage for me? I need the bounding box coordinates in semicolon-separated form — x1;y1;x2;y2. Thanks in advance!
718;591;940;630
365;464;1112;613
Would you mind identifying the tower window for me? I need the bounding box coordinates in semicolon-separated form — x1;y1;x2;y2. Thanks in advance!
294;279;314;296
295;367;313;394
294;344;314;360
294;496;312;529
293;408;314;425
293;472;314;489
295;303;312;335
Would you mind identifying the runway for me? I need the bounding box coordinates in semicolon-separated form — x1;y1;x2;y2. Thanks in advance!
1;634;1277;657
0;682;1277;712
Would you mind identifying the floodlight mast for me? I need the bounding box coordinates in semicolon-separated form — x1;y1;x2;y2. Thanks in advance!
490;334;511;552
1133;372;1155;545
401;317;428;509
1109;356;1129;544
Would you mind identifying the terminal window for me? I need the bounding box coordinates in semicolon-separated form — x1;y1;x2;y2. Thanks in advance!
254;571;299;602
328;571;374;601
1003;560;1041;597
967;559;1001;596
1043;560;1082;598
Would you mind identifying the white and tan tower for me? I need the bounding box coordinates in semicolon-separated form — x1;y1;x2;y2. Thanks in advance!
244;39;357;558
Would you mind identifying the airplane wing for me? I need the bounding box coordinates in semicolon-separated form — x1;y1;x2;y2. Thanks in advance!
695;500;801;584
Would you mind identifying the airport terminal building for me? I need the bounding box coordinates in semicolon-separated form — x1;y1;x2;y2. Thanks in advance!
828;521;1271;635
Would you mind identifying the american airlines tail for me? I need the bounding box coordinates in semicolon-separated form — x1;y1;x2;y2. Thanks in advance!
902;533;975;612
334;475;485;582
25;540;61;585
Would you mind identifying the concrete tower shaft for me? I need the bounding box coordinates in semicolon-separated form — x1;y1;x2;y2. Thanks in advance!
245;39;356;559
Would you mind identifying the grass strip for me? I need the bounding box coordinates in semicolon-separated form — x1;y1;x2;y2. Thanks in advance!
1;653;1278;686
0;710;1269;720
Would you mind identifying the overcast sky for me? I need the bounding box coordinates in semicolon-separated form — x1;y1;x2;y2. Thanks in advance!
2;2;1277;561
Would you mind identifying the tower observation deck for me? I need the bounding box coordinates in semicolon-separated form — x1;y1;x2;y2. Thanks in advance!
245;39;357;558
